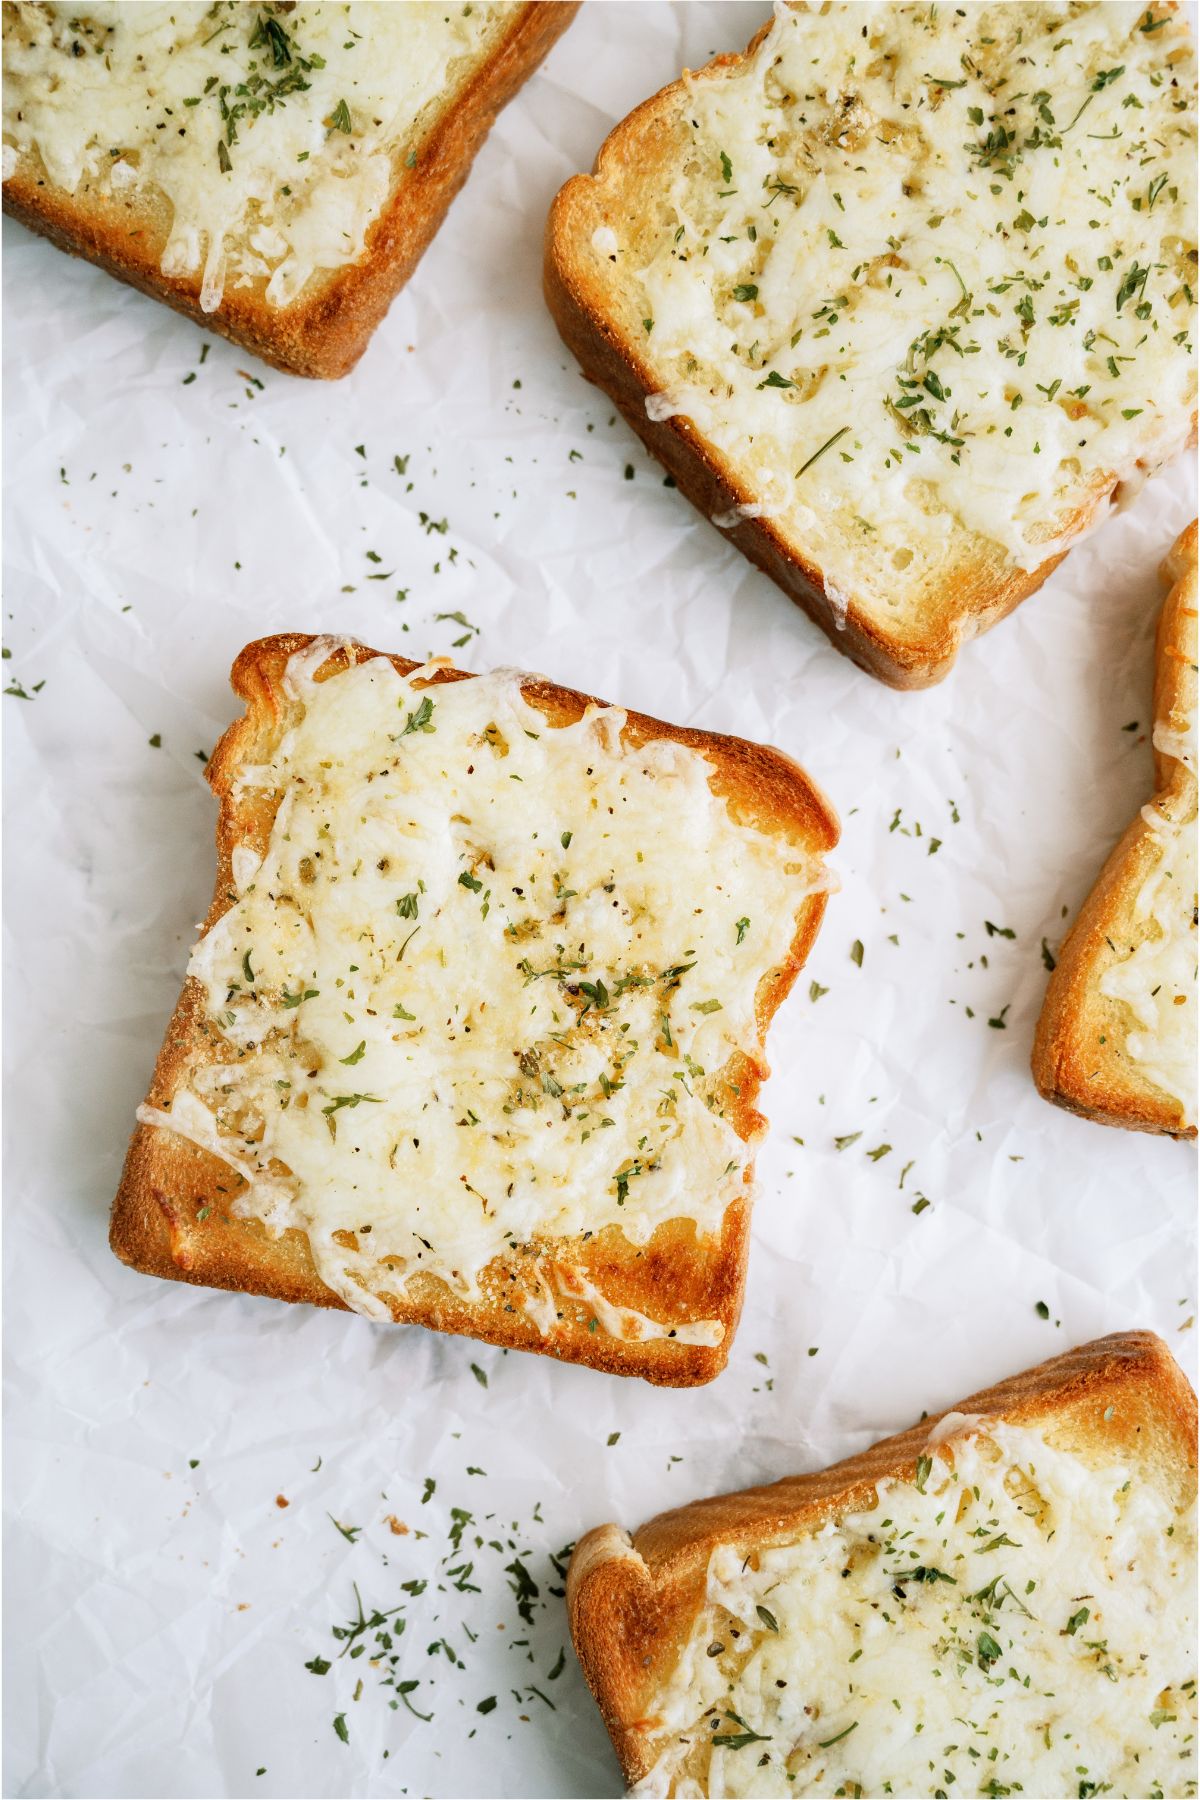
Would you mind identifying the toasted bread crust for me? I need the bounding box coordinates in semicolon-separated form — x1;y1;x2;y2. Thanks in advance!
567;1331;1199;1786
1032;520;1198;1137
543;13;1194;690
109;635;838;1385
4;3;577;379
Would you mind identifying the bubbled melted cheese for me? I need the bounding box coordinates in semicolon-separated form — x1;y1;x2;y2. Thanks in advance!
2;1;503;311
636;1423;1198;1799
626;1;1196;577
148;648;822;1327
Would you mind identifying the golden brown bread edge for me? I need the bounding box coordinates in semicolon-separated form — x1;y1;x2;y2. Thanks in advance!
567;1330;1199;1789
109;634;839;1386
4;3;578;379
543;14;1194;690
1031;519;1198;1137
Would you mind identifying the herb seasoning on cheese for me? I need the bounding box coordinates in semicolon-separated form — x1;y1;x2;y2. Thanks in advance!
141;645;823;1331
634;1422;1198;1798
2;1;504;310
629;1;1196;575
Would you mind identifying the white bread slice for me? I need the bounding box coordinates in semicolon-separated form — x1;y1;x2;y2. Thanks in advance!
3;1;577;377
110;636;837;1386
568;1332;1198;1797
546;2;1198;687
1033;519;1197;1136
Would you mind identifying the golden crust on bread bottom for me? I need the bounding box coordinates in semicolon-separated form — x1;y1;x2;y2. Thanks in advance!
109;635;837;1385
567;1331;1198;1790
1032;520;1198;1136
3;4;577;379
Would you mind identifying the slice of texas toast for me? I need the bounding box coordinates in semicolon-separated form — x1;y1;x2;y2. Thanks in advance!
1033;520;1197;1136
3;2;577;378
545;3;1197;687
110;635;837;1385
568;1331;1198;1795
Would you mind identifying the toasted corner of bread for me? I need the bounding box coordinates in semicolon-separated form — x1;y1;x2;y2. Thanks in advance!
1033;520;1197;1137
568;1331;1199;1794
110;633;837;1385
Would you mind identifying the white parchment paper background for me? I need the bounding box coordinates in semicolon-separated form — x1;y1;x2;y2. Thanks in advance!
3;5;1196;1796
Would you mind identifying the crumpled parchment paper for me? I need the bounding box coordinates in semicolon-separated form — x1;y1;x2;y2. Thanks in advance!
3;5;1196;1796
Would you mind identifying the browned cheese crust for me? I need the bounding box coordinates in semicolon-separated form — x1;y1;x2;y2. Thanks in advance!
543;11;1195;690
1032;519;1198;1137
109;635;839;1385
4;3;578;378
567;1330;1198;1788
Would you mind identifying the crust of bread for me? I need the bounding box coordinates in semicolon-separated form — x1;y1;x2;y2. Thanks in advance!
567;1330;1199;1788
4;3;578;379
109;634;838;1386
543;14;1195;690
1032;520;1198;1137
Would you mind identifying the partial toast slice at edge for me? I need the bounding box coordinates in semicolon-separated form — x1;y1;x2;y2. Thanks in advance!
1032;519;1197;1137
567;1330;1198;1786
4;3;578;379
109;634;839;1387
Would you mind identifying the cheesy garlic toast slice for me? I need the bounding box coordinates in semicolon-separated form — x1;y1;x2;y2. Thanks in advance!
111;635;837;1384
569;1332;1198;1796
1034;519;1197;1135
546;2;1197;686
4;1;576;376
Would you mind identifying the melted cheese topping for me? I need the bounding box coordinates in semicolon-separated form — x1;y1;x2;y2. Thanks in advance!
2;1;503;311
146;646;823;1326
1098;794;1197;1126
623;1;1196;576
635;1423;1198;1799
